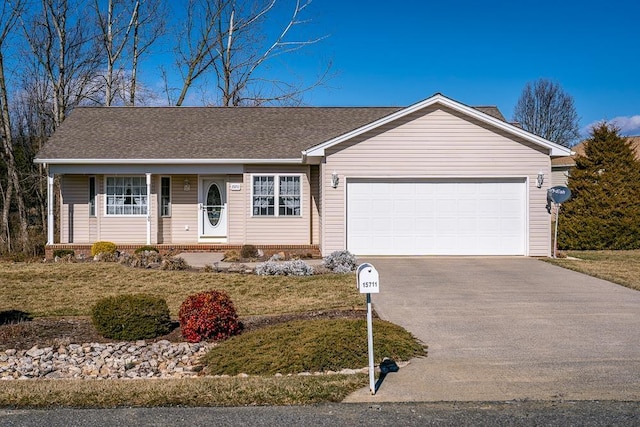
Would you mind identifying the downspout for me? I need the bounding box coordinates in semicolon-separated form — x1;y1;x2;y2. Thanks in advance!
146;173;151;245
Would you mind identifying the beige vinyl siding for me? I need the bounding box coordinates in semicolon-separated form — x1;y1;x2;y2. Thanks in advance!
323;105;552;256
551;166;571;187
227;174;245;244
158;216;171;243
169;175;198;243
243;165;312;245
310;165;320;245
60;175;90;243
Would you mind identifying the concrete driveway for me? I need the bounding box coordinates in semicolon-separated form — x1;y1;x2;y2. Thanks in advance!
344;257;640;402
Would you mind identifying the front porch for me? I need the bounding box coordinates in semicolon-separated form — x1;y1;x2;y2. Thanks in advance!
45;244;321;260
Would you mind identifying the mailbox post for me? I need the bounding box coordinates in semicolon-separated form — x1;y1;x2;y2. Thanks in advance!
547;186;572;258
357;263;379;395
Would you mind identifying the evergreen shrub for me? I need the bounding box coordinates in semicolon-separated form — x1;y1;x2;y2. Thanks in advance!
91;241;117;257
91;294;172;340
558;123;640;250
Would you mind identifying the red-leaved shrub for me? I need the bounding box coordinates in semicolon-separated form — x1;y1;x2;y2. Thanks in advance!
178;290;242;343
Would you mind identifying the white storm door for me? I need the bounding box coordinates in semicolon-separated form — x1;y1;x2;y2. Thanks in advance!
199;178;227;239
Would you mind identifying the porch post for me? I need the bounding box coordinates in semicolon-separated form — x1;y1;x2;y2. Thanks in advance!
47;171;54;245
146;173;151;245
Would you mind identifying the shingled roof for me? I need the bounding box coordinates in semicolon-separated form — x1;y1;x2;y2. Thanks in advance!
36;107;401;161
36;104;510;162
471;106;506;122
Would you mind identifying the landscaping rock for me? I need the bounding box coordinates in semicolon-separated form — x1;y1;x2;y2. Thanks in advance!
0;341;214;380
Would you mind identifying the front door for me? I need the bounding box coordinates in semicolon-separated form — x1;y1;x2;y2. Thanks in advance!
199;178;227;241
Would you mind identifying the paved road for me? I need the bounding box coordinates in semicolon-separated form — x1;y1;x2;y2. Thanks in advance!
1;401;639;426
345;257;640;402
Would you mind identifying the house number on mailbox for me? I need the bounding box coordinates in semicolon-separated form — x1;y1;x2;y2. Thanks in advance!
357;264;379;294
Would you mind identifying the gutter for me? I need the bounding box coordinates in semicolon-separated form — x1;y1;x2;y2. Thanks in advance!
34;158;304;165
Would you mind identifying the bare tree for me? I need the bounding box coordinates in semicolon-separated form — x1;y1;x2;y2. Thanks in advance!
170;0;226;106
22;0;103;128
12;73;57;234
129;0;165;105
170;0;328;106
93;0;164;106
0;0;28;252
94;0;137;106
513;79;581;147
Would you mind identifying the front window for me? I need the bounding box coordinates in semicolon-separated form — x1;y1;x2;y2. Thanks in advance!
252;176;275;216
252;175;301;216
105;176;147;215
279;176;301;216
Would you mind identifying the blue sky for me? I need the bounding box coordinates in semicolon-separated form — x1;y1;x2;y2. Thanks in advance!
204;0;639;137
13;0;630;137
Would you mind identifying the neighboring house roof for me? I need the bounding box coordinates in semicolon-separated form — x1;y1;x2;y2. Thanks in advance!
472;106;506;121
35;93;570;165
551;136;640;167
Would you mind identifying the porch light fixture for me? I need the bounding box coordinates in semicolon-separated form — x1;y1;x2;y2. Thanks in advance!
331;171;339;189
536;171;544;188
183;178;190;192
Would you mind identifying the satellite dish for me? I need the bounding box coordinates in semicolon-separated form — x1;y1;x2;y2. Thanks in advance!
548;186;571;204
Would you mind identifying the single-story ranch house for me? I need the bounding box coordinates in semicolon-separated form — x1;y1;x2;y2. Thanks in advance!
35;93;571;257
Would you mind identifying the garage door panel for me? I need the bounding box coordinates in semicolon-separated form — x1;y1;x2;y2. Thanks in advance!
347;179;526;256
458;217;478;234
458;199;478;215
394;219;417;234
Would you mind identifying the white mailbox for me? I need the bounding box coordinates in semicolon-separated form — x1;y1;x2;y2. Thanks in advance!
357;263;379;294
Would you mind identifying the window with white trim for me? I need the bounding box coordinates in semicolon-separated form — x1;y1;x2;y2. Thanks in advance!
160;177;171;217
105;176;148;215
252;175;301;216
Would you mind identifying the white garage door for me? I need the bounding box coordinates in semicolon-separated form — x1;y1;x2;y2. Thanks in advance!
346;179;526;255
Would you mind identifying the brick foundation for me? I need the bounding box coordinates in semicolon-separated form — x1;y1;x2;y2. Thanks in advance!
45;244;321;259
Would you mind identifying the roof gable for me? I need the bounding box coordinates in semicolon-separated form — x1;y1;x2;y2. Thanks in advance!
303;94;571;158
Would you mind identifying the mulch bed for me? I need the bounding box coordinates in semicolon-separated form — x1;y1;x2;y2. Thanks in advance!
0;310;368;351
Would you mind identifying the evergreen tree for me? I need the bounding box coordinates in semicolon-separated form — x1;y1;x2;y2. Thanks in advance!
558;123;640;249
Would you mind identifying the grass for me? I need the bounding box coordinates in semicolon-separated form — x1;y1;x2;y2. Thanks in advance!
203;318;427;376
545;250;640;291
0;261;423;407
0;262;363;317
0;375;368;408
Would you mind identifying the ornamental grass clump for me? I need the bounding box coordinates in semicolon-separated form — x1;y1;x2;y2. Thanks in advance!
91;294;172;341
322;250;358;273
179;290;242;343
